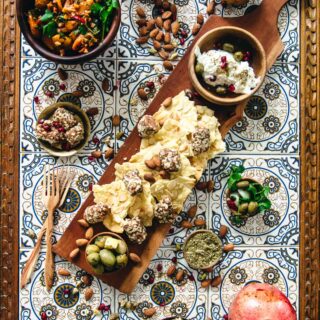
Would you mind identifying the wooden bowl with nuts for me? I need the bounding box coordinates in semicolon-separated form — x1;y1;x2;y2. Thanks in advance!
189;26;267;106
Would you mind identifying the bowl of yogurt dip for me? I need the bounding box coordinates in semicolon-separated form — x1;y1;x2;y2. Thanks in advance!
189;26;266;106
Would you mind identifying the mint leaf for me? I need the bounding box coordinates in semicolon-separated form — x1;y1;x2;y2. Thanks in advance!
42;21;57;38
91;3;103;15
227;165;245;191
111;0;119;9
40;9;54;23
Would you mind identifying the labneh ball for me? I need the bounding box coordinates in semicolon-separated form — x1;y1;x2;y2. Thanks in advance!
137;115;160;138
123;217;147;244
192;127;210;155
154;196;175;223
84;204;110;224
159;148;181;172
123;170;143;196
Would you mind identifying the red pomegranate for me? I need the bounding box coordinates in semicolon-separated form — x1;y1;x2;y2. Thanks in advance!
228;283;297;320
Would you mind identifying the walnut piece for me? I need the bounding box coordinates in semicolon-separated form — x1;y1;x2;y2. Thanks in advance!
123;170;143;195
137;115;159;138
154;196;175;223
84;204;110;224
123;217;147;244
192;127;210;155
159;148;181;172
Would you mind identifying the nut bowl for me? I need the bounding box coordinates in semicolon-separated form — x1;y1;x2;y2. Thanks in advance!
189;26;267;106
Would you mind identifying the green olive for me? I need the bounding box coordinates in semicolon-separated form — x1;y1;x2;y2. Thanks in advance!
223;43;235;53
86;244;100;255
216;86;227;95
94;236;106;248
238;203;249;214
87;252;101;266
195;63;204;75
100;249;116;267
116;240;127;255
234;51;244;62
104;236;120;250
248;201;259;216
116;254;128;267
236;180;250;189
91;263;105;275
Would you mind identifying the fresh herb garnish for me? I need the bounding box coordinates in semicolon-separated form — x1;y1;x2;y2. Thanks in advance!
227;165;245;191
42;21;57;38
40;9;54;23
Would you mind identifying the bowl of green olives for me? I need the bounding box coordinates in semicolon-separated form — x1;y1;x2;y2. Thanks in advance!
85;232;129;274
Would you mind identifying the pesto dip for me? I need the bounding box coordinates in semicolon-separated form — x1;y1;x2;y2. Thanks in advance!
184;231;222;269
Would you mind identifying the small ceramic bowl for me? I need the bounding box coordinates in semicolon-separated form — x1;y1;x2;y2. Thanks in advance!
189;26;267;106
183;230;222;270
16;0;121;64
85;232;129;274
36;102;91;157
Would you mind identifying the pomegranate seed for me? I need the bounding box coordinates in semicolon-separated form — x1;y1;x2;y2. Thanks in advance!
92;136;100;144
148;277;155;284
41;312;47;320
157;264;163;272
160;302;165;307
221;56;227;63
45;91;54;98
59;83;66;91
223;315;229;320
228;84;235;93
146;81;155;89
98;303;106;311
221;62;228;69
227;199;237;211
34;96;40;104
58;127;66;133
43;124;51;132
104;305;110;312
171;257;177;263
188;274;195;281
88;156;96;162
38;119;44;124
52;121;59;128
179;38;185;45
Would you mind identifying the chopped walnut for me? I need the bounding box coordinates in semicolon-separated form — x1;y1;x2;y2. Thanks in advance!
159;148;181;172
65;122;84;147
51;107;78;130
123;217;147;244
137;115;159;138
154;196;176;223
192;127;210;155
123;170;143;196
84;204;110;224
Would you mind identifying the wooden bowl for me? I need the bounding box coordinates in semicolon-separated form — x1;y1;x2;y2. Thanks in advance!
16;0;121;64
37;102;91;157
189;26;267;106
86;232;129;274
183;230;222;270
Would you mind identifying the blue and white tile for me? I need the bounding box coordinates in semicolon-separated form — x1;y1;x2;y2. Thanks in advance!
225;63;299;154
20;58;116;153
208;247;299;320
20;250;116;320
208;156;299;246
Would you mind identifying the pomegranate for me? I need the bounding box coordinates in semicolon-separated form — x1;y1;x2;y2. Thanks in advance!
229;283;296;320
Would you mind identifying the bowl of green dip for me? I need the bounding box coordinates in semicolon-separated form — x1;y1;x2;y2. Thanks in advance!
183;230;223;270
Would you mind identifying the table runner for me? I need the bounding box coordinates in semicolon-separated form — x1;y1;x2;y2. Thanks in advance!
19;1;300;319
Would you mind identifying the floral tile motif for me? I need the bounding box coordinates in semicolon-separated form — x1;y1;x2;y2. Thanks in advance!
20;58;116;154
208;247;299;320
115;248;208;320
20;250;116;320
208;156;299;246
225;63;299;154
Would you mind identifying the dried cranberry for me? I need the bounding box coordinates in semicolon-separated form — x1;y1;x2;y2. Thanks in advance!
92;136;100;144
58;127;66;133
179;38;186;45
41;312;47;320
59;83;66;91
45;91;54;98
156;264;163;272
98;303;106;311
43;124;51;132
34;96;40;104
221;56;227;63
88;156;96;162
171;256;177;264
52;121;60;128
104;305;110;312
146;81;155;89
228;84;235;93
188;274;195;281
223;315;229;320
227;199;237;211
38;119;44;124
148;277;155;284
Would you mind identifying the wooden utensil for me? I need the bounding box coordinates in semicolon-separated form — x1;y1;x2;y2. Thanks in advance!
53;0;289;293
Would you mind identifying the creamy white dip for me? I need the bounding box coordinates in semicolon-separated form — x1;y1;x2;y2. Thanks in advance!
195;47;260;94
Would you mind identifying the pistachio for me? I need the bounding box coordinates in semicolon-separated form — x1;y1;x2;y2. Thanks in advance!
216;86;227;95
175;269;184;281
138;88;148;100
163;60;173;70
211;275;222;287
76;238;89;247
195;63;204;75
219;225;228;238
144;173;156;183
164;32;171;44
78;219;90;228
224;243;235;252
223;43;235;53
192;23;201;35
162;11;172;20
85;227;94;240
187;205;197;218
197;13;204;25
167;264;176;276
162;96;172;108
143;307;156;317
69;248;80;259
129;252;141;263
248;201;259;215
238;203;249;214
136;7;146;18
234;51;244;62
236;180;250;188
112;115;121;126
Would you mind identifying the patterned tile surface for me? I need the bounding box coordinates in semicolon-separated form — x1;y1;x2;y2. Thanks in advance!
19;0;300;319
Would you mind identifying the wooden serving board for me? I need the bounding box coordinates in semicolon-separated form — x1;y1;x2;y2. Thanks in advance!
53;0;288;293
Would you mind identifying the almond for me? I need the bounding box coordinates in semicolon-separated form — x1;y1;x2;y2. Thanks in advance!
152;155;161;168
146;19;156;30
139;26;149;36
163;19;172;31
162;96;172;108
163;44;174;51
76;238;89;247
170;4;177;18
84;287;94;301
72;90;84;97
219;225;228;238
211;275;222;287
171;21;180;36
138;88;148;100
162;11;172;20
207;1;215;15
181;220;193;229
224;243;235;252
196;181;207;191
69;248;80;259
155;30;164;41
159;50;169;60
164;32;171;44
78;219;89;228
167;264;176;276
129;252;141;263
104;147;114;159
136;19;147;27
192;23;201;35
163;60;173;70
86;107;99;117
58;268;70;276
143;307;156;317
207;180;214;192
144;173;156;183
136;36;149;44
176;269;184;281
153;40;161;51
145;158;156;169
194;218;206;226
81;275;91;285
91;150;102;158
136;7;146;18
159;170;170;179
197;13;204;25
150;28;159;39
58;68;68;80
201;279;211;288
112;115;121;126
85;227;94;240
187;205;197;218
155;16;163;28
102;78;109;92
